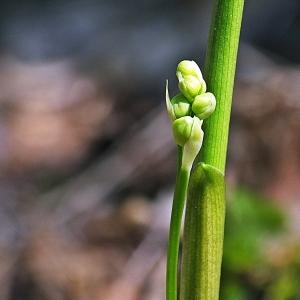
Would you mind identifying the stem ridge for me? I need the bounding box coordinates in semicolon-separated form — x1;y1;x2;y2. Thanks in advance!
180;163;225;300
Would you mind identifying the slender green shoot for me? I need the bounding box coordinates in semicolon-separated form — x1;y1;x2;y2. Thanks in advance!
180;0;244;299
165;61;215;300
201;0;245;173
166;146;189;300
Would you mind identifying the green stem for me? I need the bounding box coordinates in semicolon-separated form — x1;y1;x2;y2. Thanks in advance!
166;147;190;300
180;164;225;300
181;0;244;299
201;0;244;173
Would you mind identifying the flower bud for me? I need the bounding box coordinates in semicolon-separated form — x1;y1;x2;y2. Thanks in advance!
176;60;206;101
182;117;204;171
172;116;194;147
177;60;202;79
192;92;216;120
170;94;191;119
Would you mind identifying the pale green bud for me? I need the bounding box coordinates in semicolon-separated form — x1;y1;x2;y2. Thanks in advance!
177;60;202;80
177;75;206;100
172;116;193;147
170;93;191;118
172;114;204;170
192;92;216;120
182;117;204;171
176;60;206;101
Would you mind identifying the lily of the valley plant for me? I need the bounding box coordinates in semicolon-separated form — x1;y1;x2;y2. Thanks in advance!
165;0;244;299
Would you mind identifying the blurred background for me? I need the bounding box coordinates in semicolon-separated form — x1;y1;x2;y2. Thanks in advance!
0;0;300;299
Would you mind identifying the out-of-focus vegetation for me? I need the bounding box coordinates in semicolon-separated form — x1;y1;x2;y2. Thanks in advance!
222;189;300;300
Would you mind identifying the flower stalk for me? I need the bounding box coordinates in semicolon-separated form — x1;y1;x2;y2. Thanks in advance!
165;61;216;300
180;0;245;299
165;0;244;299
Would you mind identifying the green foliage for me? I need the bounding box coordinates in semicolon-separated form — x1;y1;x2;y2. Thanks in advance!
221;278;250;300
223;189;285;273
266;269;300;300
219;189;300;300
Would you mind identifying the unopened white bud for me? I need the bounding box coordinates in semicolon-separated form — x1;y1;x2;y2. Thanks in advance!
172;116;194;147
182;117;204;170
176;60;206;102
192;92;216;120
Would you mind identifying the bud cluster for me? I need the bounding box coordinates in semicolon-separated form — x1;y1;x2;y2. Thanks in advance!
166;60;216;169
